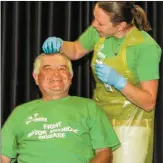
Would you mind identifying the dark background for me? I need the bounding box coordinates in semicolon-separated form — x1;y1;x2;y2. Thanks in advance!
1;1;163;163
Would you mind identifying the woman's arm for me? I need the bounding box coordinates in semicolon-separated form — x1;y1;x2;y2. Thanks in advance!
60;40;91;60
95;64;159;111
121;79;159;111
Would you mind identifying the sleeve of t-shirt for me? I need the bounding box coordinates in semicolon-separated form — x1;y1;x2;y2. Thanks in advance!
136;44;162;82
88;102;120;151
2;110;18;159
78;25;98;51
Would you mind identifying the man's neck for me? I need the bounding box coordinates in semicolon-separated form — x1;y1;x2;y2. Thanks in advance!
42;93;69;101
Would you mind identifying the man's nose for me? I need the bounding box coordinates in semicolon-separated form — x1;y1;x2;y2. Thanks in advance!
52;68;60;76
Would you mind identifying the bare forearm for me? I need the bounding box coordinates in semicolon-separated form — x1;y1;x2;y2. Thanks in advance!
1;156;11;163
121;82;158;111
90;151;112;163
60;41;77;60
60;41;90;60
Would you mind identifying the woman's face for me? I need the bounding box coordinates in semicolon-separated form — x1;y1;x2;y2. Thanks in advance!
92;4;120;38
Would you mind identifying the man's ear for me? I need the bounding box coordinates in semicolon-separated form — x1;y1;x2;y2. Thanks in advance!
69;73;73;84
69;73;73;85
70;73;73;79
32;72;39;85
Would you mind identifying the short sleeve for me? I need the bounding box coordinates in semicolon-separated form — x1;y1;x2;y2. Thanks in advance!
78;26;99;51
88;102;120;151
2;111;18;159
136;45;162;82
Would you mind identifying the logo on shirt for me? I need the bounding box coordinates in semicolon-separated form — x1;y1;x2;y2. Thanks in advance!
25;113;47;125
25;113;79;140
27;121;79;140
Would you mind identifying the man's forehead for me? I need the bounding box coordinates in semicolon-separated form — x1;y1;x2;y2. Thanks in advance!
42;55;68;65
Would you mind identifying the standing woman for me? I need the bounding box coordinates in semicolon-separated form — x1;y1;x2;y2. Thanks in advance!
42;2;162;163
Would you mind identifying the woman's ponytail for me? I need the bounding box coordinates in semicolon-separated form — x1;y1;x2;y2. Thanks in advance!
132;5;152;31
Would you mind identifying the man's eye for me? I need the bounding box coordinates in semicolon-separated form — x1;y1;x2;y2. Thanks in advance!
45;68;52;71
59;67;67;71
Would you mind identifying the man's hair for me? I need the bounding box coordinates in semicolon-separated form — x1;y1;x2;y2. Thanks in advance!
33;53;73;75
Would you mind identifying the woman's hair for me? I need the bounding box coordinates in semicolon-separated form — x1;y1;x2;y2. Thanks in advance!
96;2;152;31
33;53;73;75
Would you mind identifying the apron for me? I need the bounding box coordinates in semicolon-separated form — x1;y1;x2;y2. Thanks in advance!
91;27;154;163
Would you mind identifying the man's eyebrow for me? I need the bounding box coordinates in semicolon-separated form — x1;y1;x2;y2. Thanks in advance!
42;65;68;68
42;65;52;69
59;65;68;68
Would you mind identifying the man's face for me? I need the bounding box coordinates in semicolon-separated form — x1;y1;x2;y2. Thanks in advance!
34;55;72;97
92;5;119;38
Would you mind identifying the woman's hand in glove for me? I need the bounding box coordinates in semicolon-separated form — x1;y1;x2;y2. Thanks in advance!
95;64;127;91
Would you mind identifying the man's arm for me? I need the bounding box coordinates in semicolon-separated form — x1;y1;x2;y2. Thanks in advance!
88;101;120;163
60;40;91;60
90;148;113;163
1;155;11;163
2;107;19;163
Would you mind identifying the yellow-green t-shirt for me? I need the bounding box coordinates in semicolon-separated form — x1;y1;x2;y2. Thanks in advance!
79;26;161;82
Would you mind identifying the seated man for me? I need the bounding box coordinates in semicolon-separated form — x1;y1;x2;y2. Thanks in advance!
1;53;120;163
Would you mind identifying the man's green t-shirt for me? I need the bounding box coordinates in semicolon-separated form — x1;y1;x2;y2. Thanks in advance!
2;96;120;163
79;26;161;82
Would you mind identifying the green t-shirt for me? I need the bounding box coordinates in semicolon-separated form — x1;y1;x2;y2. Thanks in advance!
2;96;120;163
79;26;162;82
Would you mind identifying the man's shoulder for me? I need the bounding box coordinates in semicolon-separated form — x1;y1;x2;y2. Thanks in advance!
4;99;41;122
70;96;98;111
14;99;41;112
71;96;96;104
70;96;99;115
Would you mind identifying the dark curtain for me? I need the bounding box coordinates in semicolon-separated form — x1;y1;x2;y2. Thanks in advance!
1;1;163;163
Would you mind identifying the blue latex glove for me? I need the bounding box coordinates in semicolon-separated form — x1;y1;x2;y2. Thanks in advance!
42;37;63;53
95;64;127;91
